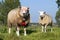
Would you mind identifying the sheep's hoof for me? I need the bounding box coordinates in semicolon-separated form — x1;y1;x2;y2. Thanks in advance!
24;34;27;36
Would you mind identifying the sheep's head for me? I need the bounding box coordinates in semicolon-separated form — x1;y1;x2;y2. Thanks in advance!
39;11;46;20
20;6;29;17
19;6;29;21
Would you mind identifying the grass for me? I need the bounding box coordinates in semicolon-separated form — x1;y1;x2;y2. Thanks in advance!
0;25;60;40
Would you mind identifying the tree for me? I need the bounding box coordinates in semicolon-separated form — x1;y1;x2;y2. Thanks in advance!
55;9;60;26
56;0;60;26
0;0;21;25
56;0;60;8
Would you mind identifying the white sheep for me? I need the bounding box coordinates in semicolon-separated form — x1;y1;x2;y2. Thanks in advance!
39;11;53;32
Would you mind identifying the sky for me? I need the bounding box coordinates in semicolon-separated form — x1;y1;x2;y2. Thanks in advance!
20;0;58;23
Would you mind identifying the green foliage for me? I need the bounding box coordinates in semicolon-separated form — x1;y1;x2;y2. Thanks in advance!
0;0;21;25
55;9;60;26
56;0;60;8
56;0;60;26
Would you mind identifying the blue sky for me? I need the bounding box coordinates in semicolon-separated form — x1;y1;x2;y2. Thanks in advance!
20;0;58;23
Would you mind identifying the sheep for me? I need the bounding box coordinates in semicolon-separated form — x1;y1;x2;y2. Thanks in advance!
39;11;53;32
7;6;30;36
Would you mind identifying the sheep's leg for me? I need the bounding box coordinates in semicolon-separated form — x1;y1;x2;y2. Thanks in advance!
42;26;44;32
16;27;20;36
49;25;52;32
24;28;27;36
51;27;52;32
45;25;47;32
8;23;12;34
9;27;11;34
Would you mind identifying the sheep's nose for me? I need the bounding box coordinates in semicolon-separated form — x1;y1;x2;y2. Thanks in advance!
23;13;26;15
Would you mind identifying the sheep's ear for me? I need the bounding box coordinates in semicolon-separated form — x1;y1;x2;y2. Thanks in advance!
18;6;21;9
44;12;46;14
27;7;29;10
20;6;21;8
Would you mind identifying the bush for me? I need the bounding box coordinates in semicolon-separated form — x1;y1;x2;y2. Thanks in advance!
55;9;60;26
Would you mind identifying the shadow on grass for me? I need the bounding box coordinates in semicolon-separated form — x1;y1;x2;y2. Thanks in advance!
0;34;4;40
19;29;37;35
0;38;3;40
46;29;51;32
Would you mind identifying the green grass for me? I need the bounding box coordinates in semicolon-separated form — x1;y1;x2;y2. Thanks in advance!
0;25;60;40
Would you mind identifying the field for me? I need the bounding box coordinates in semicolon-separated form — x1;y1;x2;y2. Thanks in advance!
0;25;60;40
